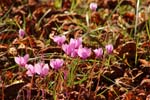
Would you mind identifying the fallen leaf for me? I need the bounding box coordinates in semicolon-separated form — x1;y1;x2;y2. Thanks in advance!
146;94;150;100
28;0;38;6
123;12;135;24
4;80;25;100
140;79;150;88
91;12;104;25
139;59;150;74
115;41;136;59
5;71;13;80
0;44;8;51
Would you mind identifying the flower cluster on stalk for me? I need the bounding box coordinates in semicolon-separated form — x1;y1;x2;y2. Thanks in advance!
53;35;114;59
14;54;64;77
15;29;113;77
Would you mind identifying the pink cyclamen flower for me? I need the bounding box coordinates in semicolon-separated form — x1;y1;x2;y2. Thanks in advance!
69;37;82;49
93;48;103;58
90;2;97;11
62;37;82;57
105;44;114;54
62;44;78;58
14;54;29;67
70;49;78;58
77;46;91;59
19;29;25;38
50;59;64;70
53;35;66;46
62;44;74;55
25;64;35;77
34;62;49;77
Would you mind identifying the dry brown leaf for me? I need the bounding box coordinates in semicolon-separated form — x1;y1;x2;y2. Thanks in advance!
115;41;136;59
91;12;105;25
62;0;71;10
139;59;150;67
123;12;135;23
3;80;25;100
39;46;62;54
12;36;36;48
142;41;150;48
97;0;135;9
8;47;18;56
28;0;38;6
12;6;26;15
115;77;133;88
146;94;150;100
0;44;8;51
18;43;26;49
0;33;18;41
35;40;45;49
123;92;134;100
140;79;150;88
0;0;14;7
139;59;150;74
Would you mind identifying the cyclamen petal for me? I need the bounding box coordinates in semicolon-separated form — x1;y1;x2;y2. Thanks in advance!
69;37;82;49
25;64;35;77
50;59;64;70
14;57;21;65
90;2;97;11
14;54;29;67
70;49;78;58
93;48;103;58
41;64;49;76
53;35;66;46
62;44;74;55
77;47;91;59
34;63;42;75
34;63;49;77
24;54;29;61
105;44;113;54
19;29;25;38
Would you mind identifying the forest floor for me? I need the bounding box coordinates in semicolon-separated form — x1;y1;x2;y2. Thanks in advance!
1;0;150;100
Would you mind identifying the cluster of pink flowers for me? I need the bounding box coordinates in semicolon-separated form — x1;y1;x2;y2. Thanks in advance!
52;36;91;59
14;54;64;77
53;35;114;59
61;37;91;59
15;28;113;77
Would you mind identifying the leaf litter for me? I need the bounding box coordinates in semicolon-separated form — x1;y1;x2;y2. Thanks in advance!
0;0;150;100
